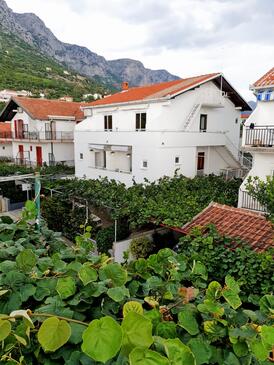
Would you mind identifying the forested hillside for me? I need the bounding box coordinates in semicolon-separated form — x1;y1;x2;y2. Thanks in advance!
0;30;108;100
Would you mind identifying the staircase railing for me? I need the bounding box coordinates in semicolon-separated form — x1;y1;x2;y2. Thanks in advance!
224;133;252;169
183;103;201;130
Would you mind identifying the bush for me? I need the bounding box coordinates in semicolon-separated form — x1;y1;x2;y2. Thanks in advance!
130;236;155;258
178;224;274;299
96;222;130;254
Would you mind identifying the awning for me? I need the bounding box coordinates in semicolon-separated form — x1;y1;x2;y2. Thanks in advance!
89;144;105;150
111;145;130;152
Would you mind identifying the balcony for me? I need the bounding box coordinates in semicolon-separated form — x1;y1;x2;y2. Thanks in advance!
244;127;274;150
0;131;73;142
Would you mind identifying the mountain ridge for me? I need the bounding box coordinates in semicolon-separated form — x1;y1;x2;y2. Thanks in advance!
0;0;179;87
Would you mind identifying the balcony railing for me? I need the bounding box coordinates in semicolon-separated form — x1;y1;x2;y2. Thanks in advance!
0;131;73;141
245;127;274;147
240;190;267;213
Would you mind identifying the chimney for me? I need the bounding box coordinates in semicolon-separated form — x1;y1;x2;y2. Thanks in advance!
121;82;129;91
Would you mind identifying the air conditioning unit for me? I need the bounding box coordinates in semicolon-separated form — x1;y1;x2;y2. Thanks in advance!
17;107;23;113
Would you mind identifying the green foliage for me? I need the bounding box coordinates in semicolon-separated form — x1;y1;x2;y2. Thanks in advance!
0;29;107;100
0;204;272;364
179;225;274;298
44;174;242;229
130;236;155;258
96;223;130;253
246;176;274;220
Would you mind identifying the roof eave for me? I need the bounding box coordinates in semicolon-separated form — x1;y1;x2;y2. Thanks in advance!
81;96;170;110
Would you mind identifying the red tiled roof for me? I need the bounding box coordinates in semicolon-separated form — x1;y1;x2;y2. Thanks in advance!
87;73;220;107
252;67;274;88
13;97;85;121
0;123;11;133
180;202;273;252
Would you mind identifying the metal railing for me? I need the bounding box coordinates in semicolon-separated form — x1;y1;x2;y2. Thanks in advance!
0;131;74;141
240;190;267;213
245;127;274;147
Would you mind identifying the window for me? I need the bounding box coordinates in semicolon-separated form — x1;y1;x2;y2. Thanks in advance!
136;113;146;131
142;160;148;169
175;156;180;164
200;114;207;132
2;146;5;150
80;153;83;159
104;115;113;131
235;118;238;124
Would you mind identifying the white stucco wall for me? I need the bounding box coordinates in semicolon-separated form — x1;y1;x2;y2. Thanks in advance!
75;81;242;185
0;143;12;159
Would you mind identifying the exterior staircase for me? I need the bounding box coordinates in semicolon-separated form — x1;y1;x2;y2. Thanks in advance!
183;103;200;130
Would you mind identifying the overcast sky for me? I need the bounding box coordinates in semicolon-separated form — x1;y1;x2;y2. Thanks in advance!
5;0;274;100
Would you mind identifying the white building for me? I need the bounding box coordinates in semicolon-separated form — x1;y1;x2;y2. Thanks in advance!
75;73;251;186
0;90;32;103
0;97;85;166
238;67;274;211
0;122;12;160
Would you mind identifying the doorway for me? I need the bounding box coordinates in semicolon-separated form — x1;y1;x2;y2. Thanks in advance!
18;145;24;164
197;152;205;175
36;146;42;166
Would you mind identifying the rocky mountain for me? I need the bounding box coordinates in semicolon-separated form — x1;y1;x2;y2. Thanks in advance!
0;0;179;87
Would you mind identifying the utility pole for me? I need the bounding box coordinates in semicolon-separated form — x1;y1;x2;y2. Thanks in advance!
34;172;41;230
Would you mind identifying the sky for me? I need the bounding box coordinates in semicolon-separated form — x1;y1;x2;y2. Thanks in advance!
5;0;274;100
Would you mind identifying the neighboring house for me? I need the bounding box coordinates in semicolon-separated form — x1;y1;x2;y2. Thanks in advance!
238;67;274;212
0;122;12;159
75;73;251;186
0;89;32;102
0;97;85;166
179;202;273;252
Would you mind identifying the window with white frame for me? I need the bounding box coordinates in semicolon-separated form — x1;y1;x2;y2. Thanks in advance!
175;156;180;164
104;115;113;131
80;153;83;159
136;113;146;131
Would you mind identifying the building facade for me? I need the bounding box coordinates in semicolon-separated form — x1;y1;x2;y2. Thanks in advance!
0;97;85;166
238;67;274;211
75;73;251;186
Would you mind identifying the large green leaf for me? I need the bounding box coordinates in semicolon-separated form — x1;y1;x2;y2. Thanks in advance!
37;317;71;352
249;340;269;361
129;347;169;365
178;309;199;335
0;319;11;341
197;300;224;317
259;295;274;316
82;316;122;363
78;265;98;286
123;301;144;318
107;286;130;302
99;263;127;287
188;338;212;365
16;249;37;273
121;312;153;355
164;338;196;365
206;281;222;301
261;325;274;351
222;288;242;310
56;277;76;299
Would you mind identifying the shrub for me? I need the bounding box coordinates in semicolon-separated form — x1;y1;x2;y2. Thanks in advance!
130;236;155;258
96;222;130;254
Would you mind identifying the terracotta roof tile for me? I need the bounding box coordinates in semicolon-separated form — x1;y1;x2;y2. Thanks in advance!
13;97;86;121
87;73;220;107
180;202;273;252
252;67;274;88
